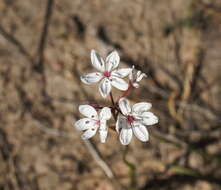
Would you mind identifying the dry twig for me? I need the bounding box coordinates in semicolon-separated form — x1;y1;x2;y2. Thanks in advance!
83;139;114;179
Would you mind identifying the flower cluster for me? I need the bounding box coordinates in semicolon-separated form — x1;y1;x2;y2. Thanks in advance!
74;50;158;145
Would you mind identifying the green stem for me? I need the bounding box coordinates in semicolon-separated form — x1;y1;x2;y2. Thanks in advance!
122;146;137;190
153;133;221;164
169;165;201;177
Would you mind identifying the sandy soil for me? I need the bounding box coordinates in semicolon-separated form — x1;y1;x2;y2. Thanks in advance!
0;0;221;189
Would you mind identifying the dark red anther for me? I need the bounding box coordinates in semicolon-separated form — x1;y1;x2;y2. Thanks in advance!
96;120;100;125
127;115;135;123
103;71;111;78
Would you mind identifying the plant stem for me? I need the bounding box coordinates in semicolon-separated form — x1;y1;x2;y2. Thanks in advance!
87;102;104;109
110;92;115;106
123;146;137;190
110;92;117;121
117;83;133;102
153;132;221;165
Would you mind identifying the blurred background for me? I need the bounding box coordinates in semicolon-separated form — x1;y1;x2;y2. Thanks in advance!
0;0;221;189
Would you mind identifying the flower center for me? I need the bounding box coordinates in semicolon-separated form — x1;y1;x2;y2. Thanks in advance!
103;71;111;78
95;120;100;126
127;115;135;123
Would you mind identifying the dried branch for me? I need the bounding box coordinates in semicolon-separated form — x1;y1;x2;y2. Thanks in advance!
0;24;33;62
34;0;54;73
83;139;114;179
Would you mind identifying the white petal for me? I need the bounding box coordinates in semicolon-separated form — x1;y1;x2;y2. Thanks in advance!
129;65;136;81
120;128;133;145
132;82;139;88
81;128;97;140
80;72;103;84
137;71;141;76
132;122;149;142
74;118;95;131
99;121;108;143
91;50;105;72
79;105;98;119
119;98;131;115
99;130;108;143
137;72;147;82
99;107;112;120
110;76;128;91
132;102;152;114
99;78;112;98
111;68;132;78
129;71;133;81
105;51;120;72
116;116;128;133
140;112;158;125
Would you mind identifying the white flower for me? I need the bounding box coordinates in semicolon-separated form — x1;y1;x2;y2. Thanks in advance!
116;98;158;145
81;50;131;98
74;105;112;143
129;65;147;88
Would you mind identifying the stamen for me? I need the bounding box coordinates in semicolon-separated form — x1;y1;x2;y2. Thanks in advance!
95;120;100;125
127;116;135;123
103;71;111;78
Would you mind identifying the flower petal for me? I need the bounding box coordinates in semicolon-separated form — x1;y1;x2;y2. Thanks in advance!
74;118;95;131
120;128;133;145
132;102;152;114
91;50;105;72
129;65;136;81
99;121;108;143
110;76;128;91
99;78;112;98
137;72;147;82
79;105;98;119
111;68;132;78
132;82;139;88
80;72;103;84
81;128;97;140
119;98;131;115
132;122;149;142
105;51;120;71
99;130;108;143
140;112;158;125
99;107;112;120
116;116;128;133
